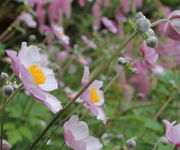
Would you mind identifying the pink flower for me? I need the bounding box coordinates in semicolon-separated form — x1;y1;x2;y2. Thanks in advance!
63;115;103;150
163;120;180;147
140;43;158;66
130;62;150;98
120;0;130;13
135;0;142;9
52;24;70;50
164;10;180;41
0;139;11;150
101;17;118;33
6;42;62;113
78;66;107;124
81;36;97;49
78;0;85;7
20;13;37;28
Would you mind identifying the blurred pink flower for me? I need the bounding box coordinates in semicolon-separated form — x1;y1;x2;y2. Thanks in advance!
20;13;37;28
6;42;62;113
63;115;103;150
78;0;85;7
130;62;150;98
48;0;71;22
164;10;180;41
0;139;11;150
81;36;97;49
163;120;180;147
135;0;142;9
101;17;118;33
52;24;71;50
92;0;101;31
140;43;158;66
120;0;130;13
78;66;107;124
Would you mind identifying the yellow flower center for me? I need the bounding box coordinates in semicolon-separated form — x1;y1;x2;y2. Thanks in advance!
89;88;101;103
59;31;65;36
28;65;46;85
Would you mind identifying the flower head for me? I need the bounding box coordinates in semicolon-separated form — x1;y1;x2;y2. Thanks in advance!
78;66;107;124
164;10;180;41
163;120;180;147
6;42;62;113
63;115;103;150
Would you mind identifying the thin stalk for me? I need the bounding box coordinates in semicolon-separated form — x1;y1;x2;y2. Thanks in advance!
28;32;138;150
153;91;176;120
151;19;168;28
0;97;7;150
103;71;121;93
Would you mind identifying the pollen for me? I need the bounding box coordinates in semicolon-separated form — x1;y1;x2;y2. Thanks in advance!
89;88;101;103
28;65;46;85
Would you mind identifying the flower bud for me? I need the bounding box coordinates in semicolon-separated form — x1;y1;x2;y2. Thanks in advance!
3;85;14;96
164;10;180;41
146;36;158;48
0;72;9;80
135;12;144;20
118;57;130;65
145;29;154;37
136;18;150;33
126;138;136;149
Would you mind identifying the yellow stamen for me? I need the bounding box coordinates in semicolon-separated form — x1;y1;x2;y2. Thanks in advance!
89;88;101;103
28;65;46;85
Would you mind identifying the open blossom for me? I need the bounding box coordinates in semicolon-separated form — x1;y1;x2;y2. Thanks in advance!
78;66;107;124
164;10;180;41
140;43;158;66
63;115;103;150
163;120;180;147
20;13;37;28
81;36;97;49
6;42;62;113
101;17;118;33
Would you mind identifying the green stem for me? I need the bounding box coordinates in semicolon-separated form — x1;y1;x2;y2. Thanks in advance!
150;19;168;28
0;97;7;150
103;71;121;93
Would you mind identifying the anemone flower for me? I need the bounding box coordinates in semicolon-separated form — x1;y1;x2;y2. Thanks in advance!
78;66;107;124
163;120;180;148
63;115;103;150
6;42;62;113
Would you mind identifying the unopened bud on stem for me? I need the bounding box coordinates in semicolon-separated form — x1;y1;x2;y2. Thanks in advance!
0;72;9;80
3;85;14;96
136;18;150;33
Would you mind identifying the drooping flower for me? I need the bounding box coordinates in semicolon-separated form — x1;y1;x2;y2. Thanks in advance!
81;36;97;49
164;10;180;41
63;115;103;150
78;66;107;124
163;120;180;147
140;43;158;66
52;24;70;50
6;42;62;113
19;13;37;28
